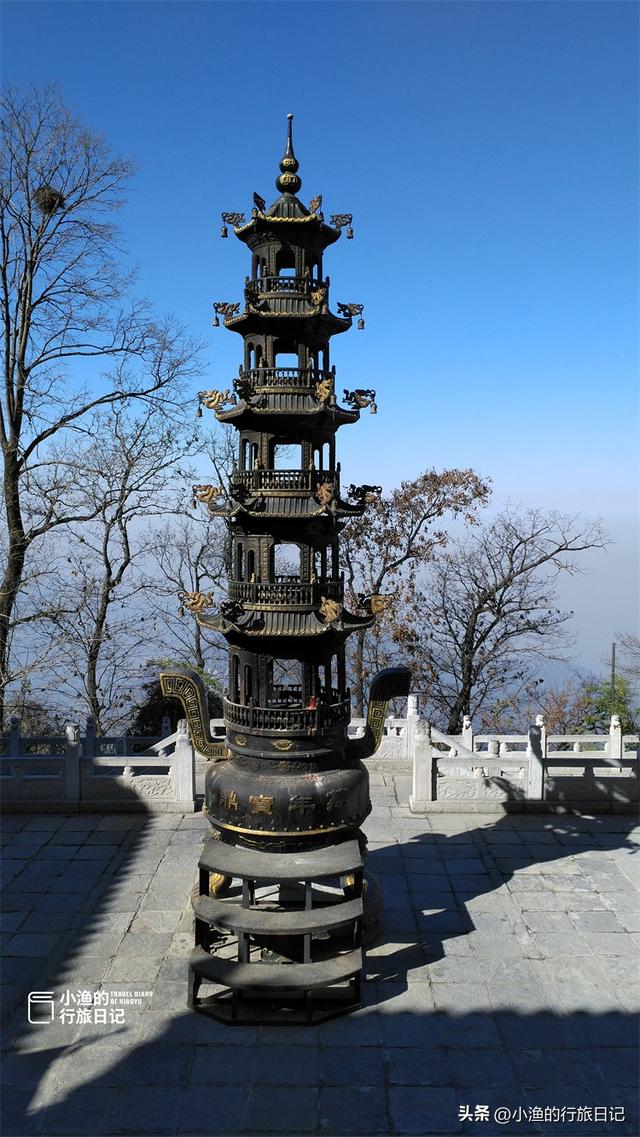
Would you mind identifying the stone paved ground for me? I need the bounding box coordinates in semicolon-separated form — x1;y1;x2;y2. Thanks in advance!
1;776;638;1137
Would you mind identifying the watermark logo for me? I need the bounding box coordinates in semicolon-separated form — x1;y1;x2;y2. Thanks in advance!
27;992;55;1024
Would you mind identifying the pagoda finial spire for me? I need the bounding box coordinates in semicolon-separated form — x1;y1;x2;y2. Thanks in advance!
276;113;302;195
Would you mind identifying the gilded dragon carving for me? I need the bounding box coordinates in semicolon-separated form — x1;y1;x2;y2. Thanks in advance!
198;389;237;412
192;484;225;512
178;591;214;616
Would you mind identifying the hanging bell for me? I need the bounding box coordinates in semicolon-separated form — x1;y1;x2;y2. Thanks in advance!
213;315;220;327
357;317;365;330
197;405;203;418
220;224;229;238
347;227;354;239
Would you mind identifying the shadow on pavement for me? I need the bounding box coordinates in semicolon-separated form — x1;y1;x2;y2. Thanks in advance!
1;811;638;1136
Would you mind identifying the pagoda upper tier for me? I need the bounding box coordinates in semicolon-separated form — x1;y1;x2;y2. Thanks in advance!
213;375;360;433
229;114;344;253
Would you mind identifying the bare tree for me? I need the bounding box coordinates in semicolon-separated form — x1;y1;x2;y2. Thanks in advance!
44;405;200;733
341;468;490;714
395;507;608;733
149;514;228;679
616;631;640;688
147;426;236;681
0;84;202;725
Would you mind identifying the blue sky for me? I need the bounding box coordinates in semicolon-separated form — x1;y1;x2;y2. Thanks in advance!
2;0;638;674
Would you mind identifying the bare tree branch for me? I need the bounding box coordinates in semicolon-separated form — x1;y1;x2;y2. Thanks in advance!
0;83;204;726
393;507;609;732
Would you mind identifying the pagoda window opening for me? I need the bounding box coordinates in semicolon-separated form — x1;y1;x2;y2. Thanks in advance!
236;542;244;580
242;664;254;704
304;662;316;698
272;542;301;580
322;659;336;700
241;440;259;469
313;442;331;470
273;346;298;370
271;659;303;706
247;549;256;581
231;655;240;702
272;442;302;470
275;246;295;274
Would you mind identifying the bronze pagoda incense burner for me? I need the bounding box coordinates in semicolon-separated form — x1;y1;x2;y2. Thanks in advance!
161;117;410;1023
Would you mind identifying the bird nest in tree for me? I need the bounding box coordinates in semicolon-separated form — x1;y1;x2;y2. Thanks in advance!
34;184;66;214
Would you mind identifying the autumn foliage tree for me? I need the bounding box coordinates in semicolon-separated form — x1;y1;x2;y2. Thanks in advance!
341;468;490;715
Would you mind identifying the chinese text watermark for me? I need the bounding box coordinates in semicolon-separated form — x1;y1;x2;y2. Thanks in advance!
28;989;152;1026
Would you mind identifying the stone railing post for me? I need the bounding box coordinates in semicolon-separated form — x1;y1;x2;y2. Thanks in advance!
65;723;81;807
409;722;436;811
609;715;623;760
173;718;195;806
462;715;473;752
527;714;546;800
406;693;419;763
8;715;21;758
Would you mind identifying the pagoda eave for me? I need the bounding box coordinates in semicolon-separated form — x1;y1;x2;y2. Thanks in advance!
234;216;341;250
197;607;374;639
215;401;359;430
223;499;366;522
223;311;351;336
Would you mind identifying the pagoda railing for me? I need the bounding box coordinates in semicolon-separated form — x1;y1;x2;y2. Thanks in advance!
269;684;347;706
232;468;337;494
249;276;324;296
223;694;350;733
242;276;329;318
236;367;333;394
229;578;343;607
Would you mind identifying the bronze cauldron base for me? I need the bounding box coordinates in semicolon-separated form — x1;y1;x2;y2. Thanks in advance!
188;832;368;1025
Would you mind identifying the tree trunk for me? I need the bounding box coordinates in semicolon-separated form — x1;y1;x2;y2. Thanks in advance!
86;579;111;736
446;690;470;736
194;622;205;672
446;613;478;734
0;449;28;731
353;629;365;717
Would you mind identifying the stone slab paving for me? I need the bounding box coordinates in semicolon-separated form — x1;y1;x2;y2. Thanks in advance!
1;786;638;1137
